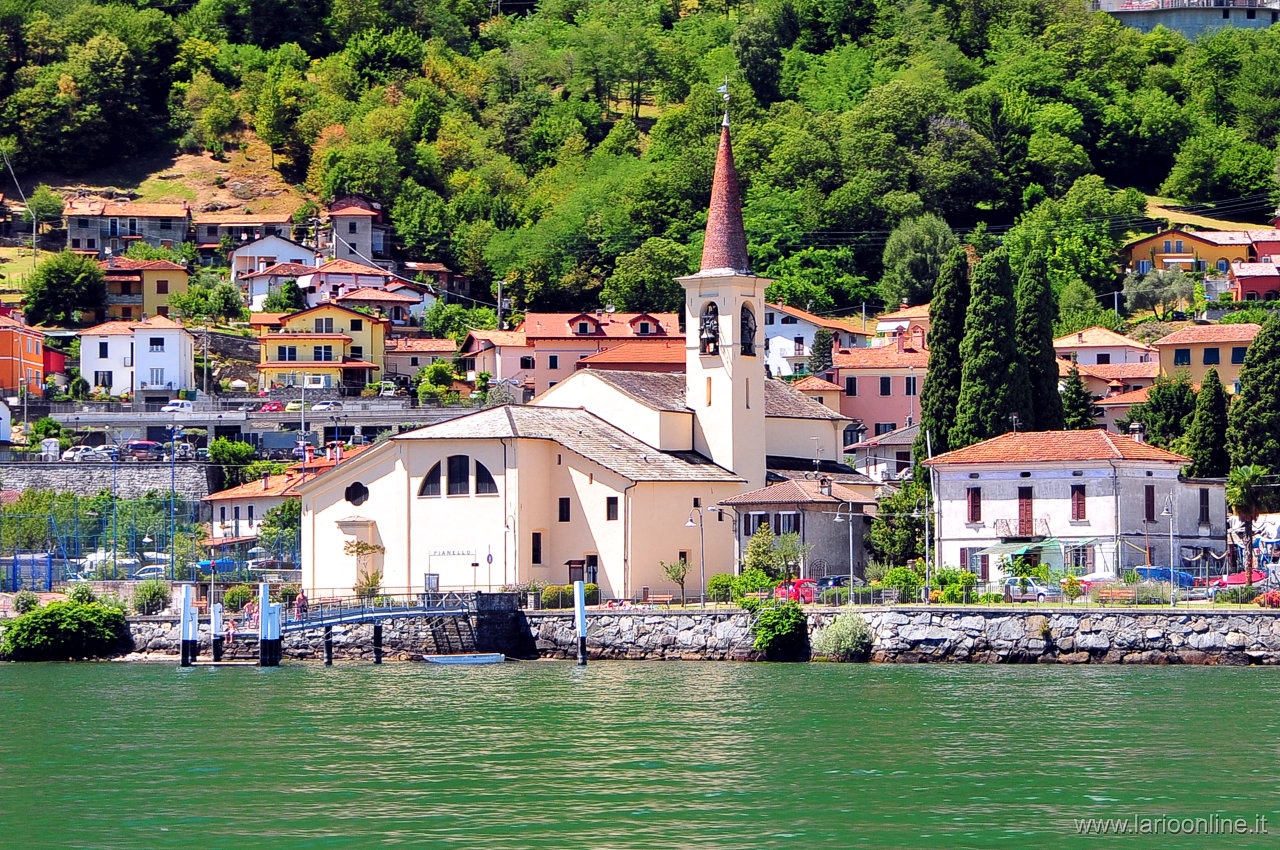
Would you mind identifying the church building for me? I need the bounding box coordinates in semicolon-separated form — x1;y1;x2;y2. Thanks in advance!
296;112;852;598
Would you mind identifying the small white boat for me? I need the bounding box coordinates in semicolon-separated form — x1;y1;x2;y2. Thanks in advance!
421;653;506;665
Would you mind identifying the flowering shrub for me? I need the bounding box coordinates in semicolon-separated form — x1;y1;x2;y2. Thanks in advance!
1254;590;1280;609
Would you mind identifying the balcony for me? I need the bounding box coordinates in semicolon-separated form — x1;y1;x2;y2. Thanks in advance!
108;294;144;305
993;517;1051;539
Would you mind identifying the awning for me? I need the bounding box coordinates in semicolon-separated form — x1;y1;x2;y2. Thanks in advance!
976;538;1062;558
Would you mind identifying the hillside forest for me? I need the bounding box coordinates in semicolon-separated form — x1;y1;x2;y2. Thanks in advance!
2;0;1279;319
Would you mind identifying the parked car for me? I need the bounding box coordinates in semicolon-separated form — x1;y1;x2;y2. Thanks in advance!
1003;576;1063;603
124;440;165;461
774;578;818;603
61;446;95;462
130;565;166;581
284;399;311;412
312;400;343;411
160;399;194;413
83;445;120;462
196;447;210;461
170;442;196;461
260;401;285;412
238;401;261;412
1060;570;1115;591
815;575;850;591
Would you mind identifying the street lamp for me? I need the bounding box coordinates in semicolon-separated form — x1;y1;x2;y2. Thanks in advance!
684;509;706;608
833;502;857;606
912;497;932;603
1161;492;1176;608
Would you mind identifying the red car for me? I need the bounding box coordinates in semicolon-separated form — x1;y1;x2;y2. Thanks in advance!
260;401;285;412
774;578;817;604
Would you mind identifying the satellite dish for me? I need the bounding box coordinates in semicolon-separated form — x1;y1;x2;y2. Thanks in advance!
604;304;616;313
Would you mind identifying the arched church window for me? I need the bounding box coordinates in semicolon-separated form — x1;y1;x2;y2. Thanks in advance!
419;463;441;496
699;302;720;356
740;305;757;356
475;461;499;494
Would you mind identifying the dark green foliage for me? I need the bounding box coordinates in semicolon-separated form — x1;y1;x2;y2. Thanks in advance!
209;438;257;486
882;565;924;603
1060;364;1102;430
0;601;129;660
132;579;171;615
1228;313;1280;471
1123;374;1196;450
24;252;106;325
223;584;255;612
67;584;97;605
807;327;834;375
261;280;307;313
258;499;301;555
915;246;969;461
23;185;64;234
13;590;40;614
1015;248;1063;431
422;299;497;343
1184;368;1229;478
598;237;689;314
869;479;927;567
750;600;808;660
1227;465;1269;587
707;573;735;603
950;248;1031;450
878;214;959;308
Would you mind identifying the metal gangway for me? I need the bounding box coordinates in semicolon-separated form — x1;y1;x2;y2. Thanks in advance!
281;590;475;633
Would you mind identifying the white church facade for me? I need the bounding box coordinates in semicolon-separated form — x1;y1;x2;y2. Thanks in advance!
296;113;852;598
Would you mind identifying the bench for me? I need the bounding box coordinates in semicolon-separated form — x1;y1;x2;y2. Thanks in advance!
743;591;770;601
1097;587;1136;605
647;594;675;607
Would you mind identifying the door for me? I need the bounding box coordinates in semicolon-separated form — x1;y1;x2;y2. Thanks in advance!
1018;487;1033;536
585;554;598;585
568;562;585;584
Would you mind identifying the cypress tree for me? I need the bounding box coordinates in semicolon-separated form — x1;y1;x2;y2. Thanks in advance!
1227;312;1280;470
1185;367;1229;477
1121;375;1197;449
949;248;1032;450
914;246;970;463
1014;248;1063;430
808;327;834;375
1060;363;1102;430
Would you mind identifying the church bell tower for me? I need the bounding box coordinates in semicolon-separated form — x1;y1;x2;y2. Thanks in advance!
678;107;769;489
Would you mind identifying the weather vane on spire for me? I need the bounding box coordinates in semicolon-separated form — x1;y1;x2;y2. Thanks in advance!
717;77;730;126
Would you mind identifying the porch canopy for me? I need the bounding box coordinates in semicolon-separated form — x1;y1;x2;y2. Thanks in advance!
975;538;1065;570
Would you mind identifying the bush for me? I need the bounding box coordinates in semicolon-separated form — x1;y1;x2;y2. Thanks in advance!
820;587;849;605
849;586;878;604
132;579;171;615
1133;582;1170;605
811;612;873;661
1256;590;1280;608
67;584;97;605
13;590;40;614
541;585;571;609
1216;587;1260;605
222;584;255;612
731;568;776;602
939;584;972;604
751;600;808;659
976;592;1004;604
0;600;129;660
882;565;924;603
584;583;599;605
707;573;735;602
275;583;301;605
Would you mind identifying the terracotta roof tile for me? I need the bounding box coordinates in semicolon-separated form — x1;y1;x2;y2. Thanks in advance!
1053;326;1153;350
204;471;316;501
138;315;187;330
719;478;876;507
66;198;189;218
327;205;379;217
925;430;1189;465
1230;263;1280;277
464;329;527;349
698;119;750;274
791;375;843;391
576;340;685;365
305;259;392;277
1097;387;1151;407
519;312;680;339
97;258;186;272
287;444;372;473
248;312;287;326
581;370;846;420
386;337;457;353
833;346;929;369
849;422;919;449
336;287;420;303
1085;362;1159;381
766;303;868;334
80;321;137;336
242;262;316;279
193;212;294;225
877;303;931;321
1152;323;1262;346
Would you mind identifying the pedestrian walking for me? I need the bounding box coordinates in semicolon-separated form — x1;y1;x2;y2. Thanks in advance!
294;589;308;621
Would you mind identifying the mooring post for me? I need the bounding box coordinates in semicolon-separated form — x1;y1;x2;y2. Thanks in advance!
179;584;198;667
373;623;383;664
324;625;333;666
574;579;587;666
258;582;282;667
211;602;224;663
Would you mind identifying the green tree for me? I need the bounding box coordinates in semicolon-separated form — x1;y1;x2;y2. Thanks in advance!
22;184;64;238
1060;364;1102;430
1226;465;1269;590
422;299;497;342
208;281;244;321
1160;124;1275;202
258;498;301;557
261;280;307;313
773;532;813;581
807;327;834;375
915;246;969;462
878;214;958;308
1184;367;1229;478
869;479;927;568
1123;374;1197;450
1227;312;1280;470
950;248;1032;450
598;237;689;313
1015;248;1063;431
24;252;107;325
1122;270;1194;321
742;521;779;578
660;558;689;605
209;437;257;487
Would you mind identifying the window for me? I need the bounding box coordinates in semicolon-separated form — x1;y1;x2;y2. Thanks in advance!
348;221;357;234
157;306;169;317
98;341;108;358
678;550;690;565
743;513;768;536
531;532;543;564
220;506;226;524
93;370;112;388
277;345;297;361
1017;487;1033;536
874;422;896;435
699;301;720;355
77;218;88;229
638;322;651;335
1203;347;1220;365
548;355;559;370
844;376;857;396
248;505;254;525
313;346;333;362
776;513;799;535
740;305;757;356
967;487;982;523
519;356;535;369
764;313;775;325
447;454;470;495
1218;259;1230;273
409;356;419;367
121;307;133;319
1163;240;1172;253
781;315;798;324
1175;239;1184;253
1145;484;1156;522
1232;347;1247;365
904;376;917;396
1173;348;1191;367
1071;484;1086;521
71;238;80;248
1095;353;1110;365
149;337;165;352
159;218;172;231
350;319;363;331
87;238;96;249
606;496;619;521
314;317;334;333
475;461;498;494
419;463;441;496
558;497;571;523
149;368;165;386
156;279;169;295
879;376;891;396
895;451;910;473
234;506;240;523
344;482;369;505
794;336;805;357
1136;260;1151;274
577;321;590;334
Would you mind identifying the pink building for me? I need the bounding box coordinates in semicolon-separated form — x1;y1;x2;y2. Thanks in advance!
1229;262;1280;301
829;331;928;440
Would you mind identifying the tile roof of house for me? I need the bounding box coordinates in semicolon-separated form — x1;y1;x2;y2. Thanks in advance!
518;312;681;339
193;212;294;225
287;444;373;473
832;345;929;369
1053;326;1154;350
0;489;21;505
576;339;685;365
699;119;750;275
403;261;453;273
849;422;920;449
97;258;186;272
79;320;137;336
327;205;379;217
204;471;316;501
877;303;931;321
305;259;392;277
584;370;846;420
764;457;877;485
1230;262;1280;277
65;198;190;217
1096;387;1151;407
464;329;528;349
0;314;37;332
241;262;316;279
1152;323;1262;346
248;312;287;326
925;430;1189;465
766;303;868;334
137;314;186;330
385;337;457;353
1085;362;1160;381
1057;358;1101;379
336;287;420;303
1187;230;1256;245
397;405;743;482
719;478;876;507
791;375;843;392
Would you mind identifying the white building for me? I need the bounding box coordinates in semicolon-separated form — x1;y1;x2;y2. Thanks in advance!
294;113;855;598
79;316;196;400
925;430;1227;584
1052;326;1154;366
762;302;868;378
848;422;918;483
229;235;318;286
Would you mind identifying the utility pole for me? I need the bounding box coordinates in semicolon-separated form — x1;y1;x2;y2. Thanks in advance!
202;327;209;396
496;279;504;329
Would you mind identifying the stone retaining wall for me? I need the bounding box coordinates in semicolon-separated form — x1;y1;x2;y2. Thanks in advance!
0;462;212;499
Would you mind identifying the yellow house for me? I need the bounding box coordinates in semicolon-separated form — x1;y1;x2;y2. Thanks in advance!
1122;229;1252;276
258;303;387;389
98;258;190;321
1151;323;1261;392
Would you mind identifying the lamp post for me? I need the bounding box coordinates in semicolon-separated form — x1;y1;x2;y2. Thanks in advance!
833;501;856;606
169;423;183;580
1161;491;1176;608
913;497;932;603
685;508;706;608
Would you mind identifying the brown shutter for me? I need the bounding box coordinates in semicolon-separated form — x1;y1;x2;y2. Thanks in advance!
1145;485;1155;522
1071;484;1086;521
967;487;982;523
1018;487;1033;536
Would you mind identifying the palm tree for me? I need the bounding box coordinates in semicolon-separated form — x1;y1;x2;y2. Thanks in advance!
1226;465;1269;591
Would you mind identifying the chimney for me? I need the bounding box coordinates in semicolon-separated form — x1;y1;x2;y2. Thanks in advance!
818;476;832;497
896;330;905;353
1129;422;1146;444
261;471;270;490
1077;332;1084;343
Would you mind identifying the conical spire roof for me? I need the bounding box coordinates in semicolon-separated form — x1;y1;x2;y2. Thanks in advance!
699;114;750;275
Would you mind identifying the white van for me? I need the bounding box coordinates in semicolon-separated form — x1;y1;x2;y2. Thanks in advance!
160;399;193;413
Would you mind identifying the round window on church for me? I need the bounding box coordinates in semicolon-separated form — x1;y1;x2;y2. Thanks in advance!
345;482;369;506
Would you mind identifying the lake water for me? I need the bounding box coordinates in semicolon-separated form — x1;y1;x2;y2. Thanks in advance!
3;661;1279;849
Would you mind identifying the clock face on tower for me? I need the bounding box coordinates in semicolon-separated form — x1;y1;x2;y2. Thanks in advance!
699;301;720;356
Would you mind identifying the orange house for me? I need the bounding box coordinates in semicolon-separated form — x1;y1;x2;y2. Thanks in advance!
0;314;44;396
1122;228;1270;275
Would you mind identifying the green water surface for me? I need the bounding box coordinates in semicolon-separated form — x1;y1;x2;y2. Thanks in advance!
3;661;1279;849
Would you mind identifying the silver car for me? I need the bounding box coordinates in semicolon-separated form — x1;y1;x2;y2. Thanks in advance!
1003;576;1063;603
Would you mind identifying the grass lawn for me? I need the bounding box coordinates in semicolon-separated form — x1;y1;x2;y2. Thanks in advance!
0;244;38;296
